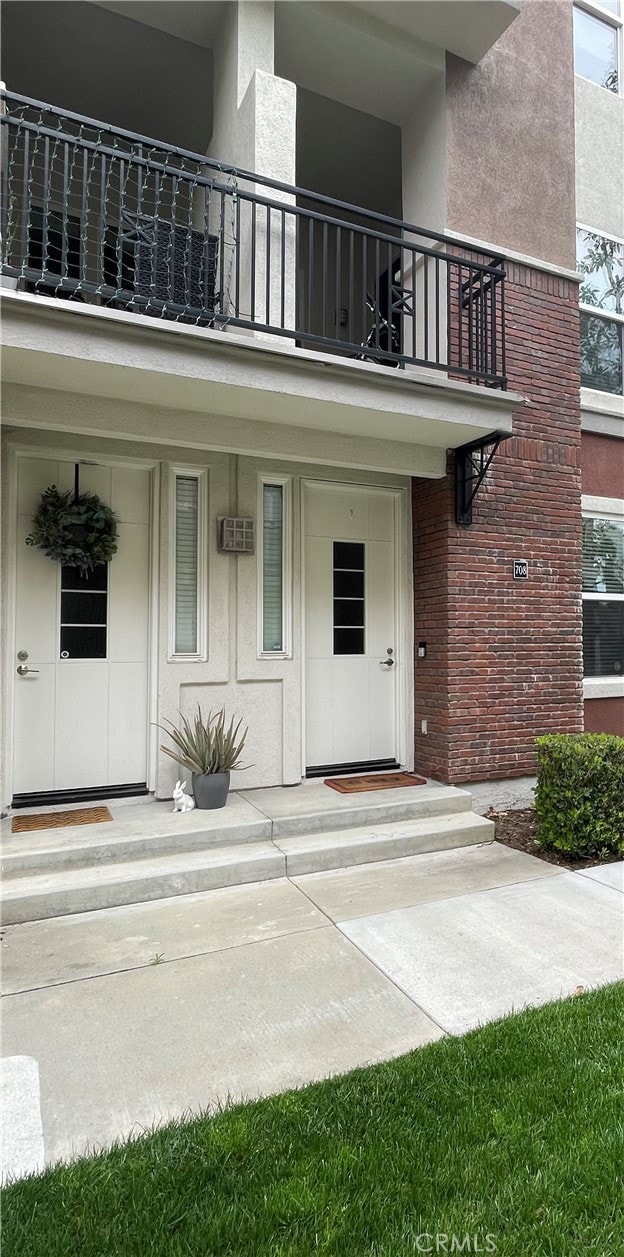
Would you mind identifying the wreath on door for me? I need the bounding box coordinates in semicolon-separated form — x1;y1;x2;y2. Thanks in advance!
26;484;119;574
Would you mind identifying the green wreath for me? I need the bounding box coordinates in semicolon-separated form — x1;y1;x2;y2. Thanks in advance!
26;485;119;574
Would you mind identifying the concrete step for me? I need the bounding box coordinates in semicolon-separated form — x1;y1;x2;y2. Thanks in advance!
1;842;285;925
260;785;474;840
1;798;272;876
276;811;494;876
1;790;492;925
2;786;473;877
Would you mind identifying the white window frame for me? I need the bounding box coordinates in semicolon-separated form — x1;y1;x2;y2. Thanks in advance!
257;474;292;659
581;495;624;697
574;1;623;95
577;222;624;398
168;466;208;662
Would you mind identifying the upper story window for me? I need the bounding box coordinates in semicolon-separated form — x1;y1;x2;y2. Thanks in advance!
574;1;622;92
577;226;624;395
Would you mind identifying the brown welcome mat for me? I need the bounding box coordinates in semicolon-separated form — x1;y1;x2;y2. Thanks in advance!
11;806;113;833
324;772;427;794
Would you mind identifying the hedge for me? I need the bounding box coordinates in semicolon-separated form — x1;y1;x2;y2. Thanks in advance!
535;733;624;860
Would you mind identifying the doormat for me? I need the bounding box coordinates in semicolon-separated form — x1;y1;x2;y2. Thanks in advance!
324;772;427;793
11;806;113;833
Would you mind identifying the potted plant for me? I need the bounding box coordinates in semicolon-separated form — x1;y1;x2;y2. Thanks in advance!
158;705;248;810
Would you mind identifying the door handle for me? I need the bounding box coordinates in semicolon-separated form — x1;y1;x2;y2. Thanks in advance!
17;665;39;676
380;658;395;667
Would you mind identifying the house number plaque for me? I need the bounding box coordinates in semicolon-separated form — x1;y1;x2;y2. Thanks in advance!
513;560;529;580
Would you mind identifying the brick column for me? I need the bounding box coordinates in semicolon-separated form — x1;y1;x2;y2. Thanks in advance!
413;263;583;782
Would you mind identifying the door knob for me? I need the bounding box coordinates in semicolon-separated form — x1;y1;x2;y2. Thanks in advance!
380;658;395;668
17;664;39;676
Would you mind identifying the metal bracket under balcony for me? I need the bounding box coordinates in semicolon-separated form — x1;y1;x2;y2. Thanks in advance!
455;433;505;527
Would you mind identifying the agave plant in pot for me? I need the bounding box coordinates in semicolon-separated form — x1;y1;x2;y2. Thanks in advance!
159;705;248;809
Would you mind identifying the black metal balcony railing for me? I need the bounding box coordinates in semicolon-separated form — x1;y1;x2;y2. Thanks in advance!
1;90;507;388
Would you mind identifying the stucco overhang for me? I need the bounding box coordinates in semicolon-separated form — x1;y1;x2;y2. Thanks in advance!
1;293;522;476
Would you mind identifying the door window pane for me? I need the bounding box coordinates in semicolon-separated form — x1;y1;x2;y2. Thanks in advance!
574;7;619;91
60;626;107;659
333;541;364;655
60;591;107;625
334;541;364;569
333;568;364;598
334;628;365;655
60;564;108;659
262;484;284;652
174;475;199;654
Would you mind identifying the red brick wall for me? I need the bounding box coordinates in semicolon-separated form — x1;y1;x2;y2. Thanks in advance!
584;698;624;736
413;263;584;783
581;432;624;499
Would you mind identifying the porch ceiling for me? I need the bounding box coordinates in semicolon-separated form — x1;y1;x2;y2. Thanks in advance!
1;295;521;476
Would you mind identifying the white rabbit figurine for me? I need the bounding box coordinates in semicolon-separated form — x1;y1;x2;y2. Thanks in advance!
172;780;195;813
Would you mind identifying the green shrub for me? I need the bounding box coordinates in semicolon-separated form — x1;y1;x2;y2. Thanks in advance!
535;733;624;860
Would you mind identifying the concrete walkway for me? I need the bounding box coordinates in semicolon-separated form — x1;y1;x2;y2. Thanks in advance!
2;842;622;1181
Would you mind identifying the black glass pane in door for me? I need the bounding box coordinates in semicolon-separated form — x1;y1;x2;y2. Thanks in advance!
334;542;364;569
60;564;108;659
333;541;364;655
333;569;364;598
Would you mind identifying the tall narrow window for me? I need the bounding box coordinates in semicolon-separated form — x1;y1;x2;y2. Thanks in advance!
258;476;291;657
262;483;284;652
174;474;200;655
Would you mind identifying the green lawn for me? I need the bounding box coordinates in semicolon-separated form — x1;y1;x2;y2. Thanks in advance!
3;983;623;1257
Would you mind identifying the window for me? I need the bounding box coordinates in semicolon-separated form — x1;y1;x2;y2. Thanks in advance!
574;2;621;92
577;227;624;395
258;478;291;656
333;541;365;655
170;469;207;659
60;564;108;659
582;514;624;677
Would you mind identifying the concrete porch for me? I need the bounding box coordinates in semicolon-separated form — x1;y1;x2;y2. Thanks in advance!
1;780;493;924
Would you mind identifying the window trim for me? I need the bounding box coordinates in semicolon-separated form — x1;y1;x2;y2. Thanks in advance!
257;474;292;659
574;1;623;95
168;466;208;662
581;497;624;693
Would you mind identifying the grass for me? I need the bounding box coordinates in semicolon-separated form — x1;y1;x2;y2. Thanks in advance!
3;983;623;1257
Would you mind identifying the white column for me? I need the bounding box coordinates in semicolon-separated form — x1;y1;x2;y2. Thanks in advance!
208;2;297;338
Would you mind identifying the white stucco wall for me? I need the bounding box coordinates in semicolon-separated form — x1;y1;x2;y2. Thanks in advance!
402;73;446;234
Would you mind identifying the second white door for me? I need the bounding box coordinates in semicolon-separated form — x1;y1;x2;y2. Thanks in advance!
304;481;399;772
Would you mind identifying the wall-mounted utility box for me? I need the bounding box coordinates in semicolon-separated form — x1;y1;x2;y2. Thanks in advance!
217;517;255;554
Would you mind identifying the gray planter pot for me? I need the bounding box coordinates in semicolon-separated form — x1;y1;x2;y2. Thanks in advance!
192;771;230;810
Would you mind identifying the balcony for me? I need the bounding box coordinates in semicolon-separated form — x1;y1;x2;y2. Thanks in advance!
1;90;507;392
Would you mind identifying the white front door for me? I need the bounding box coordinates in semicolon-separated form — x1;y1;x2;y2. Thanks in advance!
304;481;399;772
12;455;151;802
